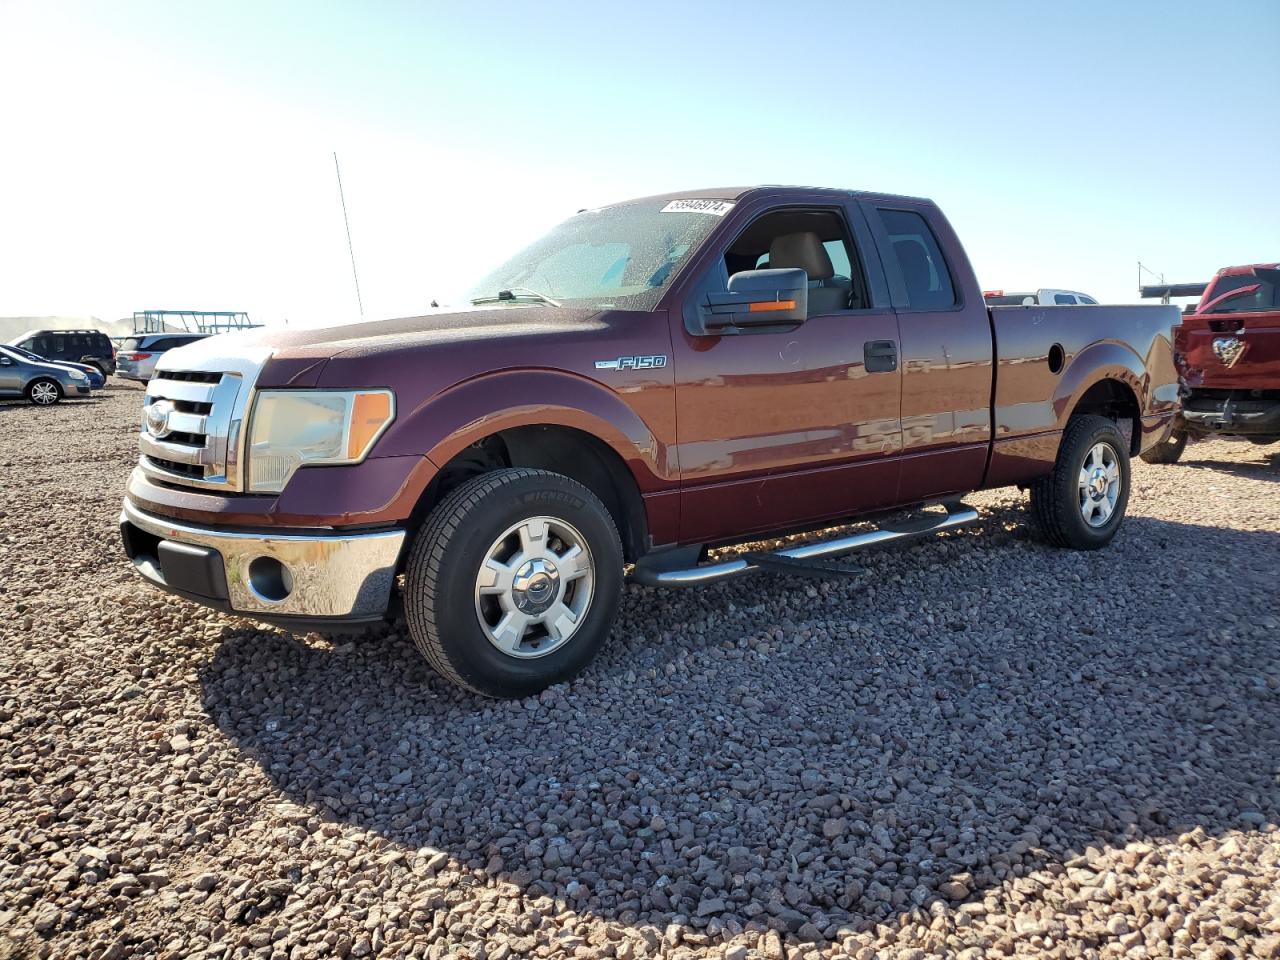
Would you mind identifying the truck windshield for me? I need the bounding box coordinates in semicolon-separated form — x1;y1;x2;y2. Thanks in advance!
463;201;725;310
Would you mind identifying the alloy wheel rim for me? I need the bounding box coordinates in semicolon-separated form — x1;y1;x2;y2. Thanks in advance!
32;382;58;404
473;516;595;659
1078;441;1120;527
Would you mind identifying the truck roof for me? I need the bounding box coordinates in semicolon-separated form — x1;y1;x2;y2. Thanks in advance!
1215;262;1279;276
601;185;931;209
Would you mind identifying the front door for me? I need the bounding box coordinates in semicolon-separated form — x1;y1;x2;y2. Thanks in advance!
0;350;23;394
670;202;903;544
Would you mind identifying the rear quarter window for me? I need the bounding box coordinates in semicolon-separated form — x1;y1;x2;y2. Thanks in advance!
877;208;957;309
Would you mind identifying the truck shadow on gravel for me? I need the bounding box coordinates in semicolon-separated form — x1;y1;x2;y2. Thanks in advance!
1179;452;1280;483
198;508;1280;943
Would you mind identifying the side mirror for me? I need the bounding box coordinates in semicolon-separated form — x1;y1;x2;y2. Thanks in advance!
0;357;12;366
702;268;808;332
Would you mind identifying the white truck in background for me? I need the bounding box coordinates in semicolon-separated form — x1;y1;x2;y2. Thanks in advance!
985;289;1098;306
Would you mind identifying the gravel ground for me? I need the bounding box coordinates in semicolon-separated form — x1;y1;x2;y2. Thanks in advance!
2;383;1278;960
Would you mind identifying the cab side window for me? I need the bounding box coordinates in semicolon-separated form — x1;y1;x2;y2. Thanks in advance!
876;208;957;309
725;208;868;316
1054;293;1076;305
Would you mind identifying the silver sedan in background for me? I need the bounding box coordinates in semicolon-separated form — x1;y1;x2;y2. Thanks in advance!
0;344;93;404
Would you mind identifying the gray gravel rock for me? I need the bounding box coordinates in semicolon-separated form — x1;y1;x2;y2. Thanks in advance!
2;385;1279;959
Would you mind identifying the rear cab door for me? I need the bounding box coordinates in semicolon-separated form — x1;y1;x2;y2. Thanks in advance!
860;199;994;502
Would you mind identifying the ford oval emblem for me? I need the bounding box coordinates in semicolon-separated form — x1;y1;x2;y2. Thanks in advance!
145;399;174;438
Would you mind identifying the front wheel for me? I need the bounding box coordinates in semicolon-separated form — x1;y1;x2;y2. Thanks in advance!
26;378;62;406
1140;429;1186;464
403;468;623;698
1030;415;1131;550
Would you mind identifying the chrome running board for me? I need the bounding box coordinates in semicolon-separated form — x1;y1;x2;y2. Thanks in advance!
631;501;978;588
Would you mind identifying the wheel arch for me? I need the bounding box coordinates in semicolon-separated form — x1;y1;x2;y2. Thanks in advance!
381;369;674;565
25;374;63;402
1056;344;1147;455
430;423;651;563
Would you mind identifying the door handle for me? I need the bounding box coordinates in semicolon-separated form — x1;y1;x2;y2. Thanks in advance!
863;340;897;373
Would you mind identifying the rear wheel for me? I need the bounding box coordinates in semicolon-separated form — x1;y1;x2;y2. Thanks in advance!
1030;415;1130;549
1140;429;1186;464
403;468;623;698
26;378;62;406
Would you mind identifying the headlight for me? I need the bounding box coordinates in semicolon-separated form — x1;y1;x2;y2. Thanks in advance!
246;389;395;493
69;370;87;381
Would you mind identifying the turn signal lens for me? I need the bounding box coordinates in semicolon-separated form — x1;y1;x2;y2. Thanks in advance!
347;391;395;459
748;299;797;313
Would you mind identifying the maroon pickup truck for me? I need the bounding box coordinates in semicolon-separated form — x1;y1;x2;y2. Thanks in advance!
1141;263;1280;464
120;186;1180;697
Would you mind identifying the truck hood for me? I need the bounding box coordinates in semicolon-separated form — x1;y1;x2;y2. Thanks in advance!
165;304;608;388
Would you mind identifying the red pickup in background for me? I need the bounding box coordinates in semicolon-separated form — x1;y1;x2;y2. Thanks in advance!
1142;263;1280;463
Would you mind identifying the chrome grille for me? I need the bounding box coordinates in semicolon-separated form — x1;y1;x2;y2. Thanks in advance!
138;344;271;492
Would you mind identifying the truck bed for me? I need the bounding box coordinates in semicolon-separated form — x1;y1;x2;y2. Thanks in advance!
985;303;1181;484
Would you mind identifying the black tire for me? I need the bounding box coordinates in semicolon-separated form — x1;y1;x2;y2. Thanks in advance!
1030;415;1131;550
25;378;63;406
1140;429;1186;464
403;468;623;698
87;362;107;378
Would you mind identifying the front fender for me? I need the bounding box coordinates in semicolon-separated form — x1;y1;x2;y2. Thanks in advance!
375;368;676;494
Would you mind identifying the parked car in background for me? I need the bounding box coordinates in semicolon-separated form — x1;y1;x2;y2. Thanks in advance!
1142;263;1280;464
9;329;116;377
0;344;94;404
4;344;105;389
115;333;210;381
984;289;1098;306
120;185;1180;698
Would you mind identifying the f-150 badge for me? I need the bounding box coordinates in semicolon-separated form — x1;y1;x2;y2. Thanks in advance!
1212;337;1246;368
595;355;668;371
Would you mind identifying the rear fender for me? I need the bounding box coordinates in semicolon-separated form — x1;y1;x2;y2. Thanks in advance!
1055;342;1150;428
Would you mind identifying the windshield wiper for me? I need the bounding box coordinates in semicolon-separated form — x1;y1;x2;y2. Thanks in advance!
469;286;562;308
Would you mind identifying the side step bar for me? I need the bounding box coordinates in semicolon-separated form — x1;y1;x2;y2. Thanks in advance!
631;501;979;588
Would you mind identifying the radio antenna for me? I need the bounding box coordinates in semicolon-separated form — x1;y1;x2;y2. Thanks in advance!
334;152;365;319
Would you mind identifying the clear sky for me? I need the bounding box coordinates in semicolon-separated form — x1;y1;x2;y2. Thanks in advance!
1;0;1277;328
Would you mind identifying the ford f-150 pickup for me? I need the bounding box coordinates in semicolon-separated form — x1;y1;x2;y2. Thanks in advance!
120;186;1180;697
1140;262;1279;464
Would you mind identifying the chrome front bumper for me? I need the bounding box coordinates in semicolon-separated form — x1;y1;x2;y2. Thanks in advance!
120;500;405;621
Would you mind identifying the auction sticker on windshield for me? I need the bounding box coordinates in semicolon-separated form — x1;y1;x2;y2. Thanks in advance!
661;199;735;216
